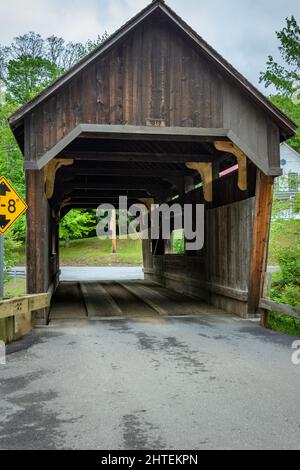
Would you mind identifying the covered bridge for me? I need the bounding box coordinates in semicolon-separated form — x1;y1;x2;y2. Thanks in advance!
9;0;296;324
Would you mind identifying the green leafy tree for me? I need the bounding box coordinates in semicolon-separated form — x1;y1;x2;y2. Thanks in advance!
0;30;109;246
260;16;300;152
5;55;61;104
3;230;21;274
60;210;96;246
0;100;24;196
0;31;109;105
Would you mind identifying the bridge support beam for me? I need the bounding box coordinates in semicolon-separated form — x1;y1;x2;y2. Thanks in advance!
248;170;274;315
26;169;50;325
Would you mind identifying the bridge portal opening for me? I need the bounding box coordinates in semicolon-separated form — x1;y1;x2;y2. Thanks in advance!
9;1;293;324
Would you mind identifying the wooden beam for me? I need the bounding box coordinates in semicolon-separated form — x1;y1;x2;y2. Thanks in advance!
0;294;49;320
59;151;214;163
259;298;300;320
62;182;168;191
248;170;274;314
59;167;196;178
44;159;73;199
186;162;213;202
214;141;247;191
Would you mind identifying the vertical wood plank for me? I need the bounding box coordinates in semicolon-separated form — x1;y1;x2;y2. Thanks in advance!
248;171;274;314
26;169;49;325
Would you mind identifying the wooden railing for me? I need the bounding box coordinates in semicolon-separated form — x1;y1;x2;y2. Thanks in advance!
0;293;49;344
259;298;300;328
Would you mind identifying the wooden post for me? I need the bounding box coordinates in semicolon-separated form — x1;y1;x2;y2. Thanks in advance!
111;209;117;254
248;170;274;315
26;169;49;325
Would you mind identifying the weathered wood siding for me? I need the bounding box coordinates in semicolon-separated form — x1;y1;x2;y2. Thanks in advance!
205;198;254;293
145;197;255;317
24;16;280;172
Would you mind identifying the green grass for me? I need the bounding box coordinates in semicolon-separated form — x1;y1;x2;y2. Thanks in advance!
4;277;26;298
60;237;142;266
268;312;300;337
268;218;300;266
14;237;143;267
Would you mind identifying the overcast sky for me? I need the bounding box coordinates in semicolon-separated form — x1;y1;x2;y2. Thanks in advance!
0;0;299;94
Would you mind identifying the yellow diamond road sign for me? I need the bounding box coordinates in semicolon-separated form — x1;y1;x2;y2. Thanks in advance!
0;176;28;234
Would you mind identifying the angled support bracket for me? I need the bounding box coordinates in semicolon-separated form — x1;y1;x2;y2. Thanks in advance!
214;141;247;191
139;198;155;212
55;196;72;222
44;159;74;199
185;163;213;202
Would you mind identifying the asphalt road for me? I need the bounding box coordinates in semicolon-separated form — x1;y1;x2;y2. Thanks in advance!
1;313;299;450
9;266;144;281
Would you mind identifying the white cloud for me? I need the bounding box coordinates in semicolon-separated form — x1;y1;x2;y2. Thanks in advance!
0;0;299;91
0;0;105;43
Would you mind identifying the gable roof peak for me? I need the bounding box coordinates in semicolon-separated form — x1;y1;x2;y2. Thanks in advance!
9;0;297;138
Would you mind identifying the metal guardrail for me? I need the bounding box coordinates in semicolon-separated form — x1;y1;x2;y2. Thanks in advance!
7;270;26;277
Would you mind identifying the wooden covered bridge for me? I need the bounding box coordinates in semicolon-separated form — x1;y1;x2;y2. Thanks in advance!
9;0;296;325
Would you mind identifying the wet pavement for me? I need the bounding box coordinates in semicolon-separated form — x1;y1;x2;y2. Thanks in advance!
1;312;299;450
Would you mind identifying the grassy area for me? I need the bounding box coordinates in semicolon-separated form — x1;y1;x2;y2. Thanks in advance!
268;218;300;265
268;312;300;337
14;237;143;267
60;237;142;266
265;216;300;336
4;277;26;298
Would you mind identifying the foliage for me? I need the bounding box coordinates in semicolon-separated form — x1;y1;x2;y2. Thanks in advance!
172;229;185;254
4;277;26;298
294;194;300;214
270;245;300;307
10;215;26;242
59;209;96;242
13;237;143;267
0;30;109;251
271;195;290;218
268;228;300;335
59;237;142;267
0;101;24;194
0;31;109;105
3;230;21;273
5;55;61;104
269;195;300;311
268;311;300;337
276;247;300;286
268;212;300;265
260;16;300;152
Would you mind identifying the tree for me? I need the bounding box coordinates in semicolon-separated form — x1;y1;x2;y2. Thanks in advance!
0;100;24;197
3;230;21;274
0;31;109;105
0;30;109;245
260;16;300;152
60;210;96;246
5;55;61;104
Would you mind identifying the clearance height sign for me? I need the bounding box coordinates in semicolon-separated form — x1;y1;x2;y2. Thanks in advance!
0;176;28;234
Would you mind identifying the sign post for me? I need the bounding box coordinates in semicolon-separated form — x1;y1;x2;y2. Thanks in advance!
0;176;28;298
0;235;3;298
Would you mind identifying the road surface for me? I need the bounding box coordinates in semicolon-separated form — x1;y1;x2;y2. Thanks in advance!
0;310;299;449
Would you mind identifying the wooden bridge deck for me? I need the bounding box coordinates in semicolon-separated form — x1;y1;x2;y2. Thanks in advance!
49;280;228;322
